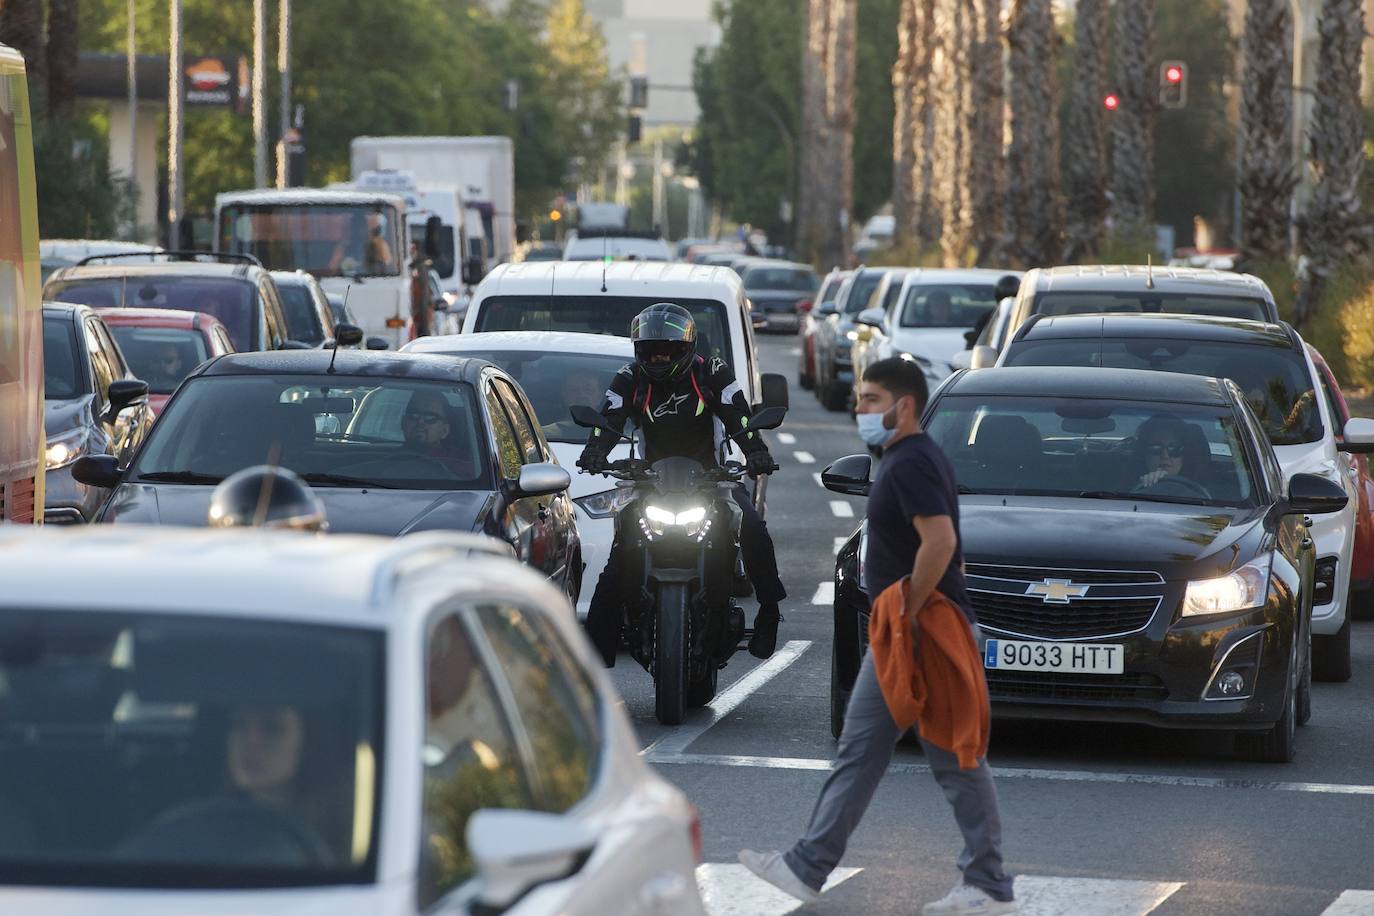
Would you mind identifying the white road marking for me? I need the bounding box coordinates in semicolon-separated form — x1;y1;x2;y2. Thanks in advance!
645;751;1374;797
642;641;812;758
697;864;861;916
1323;891;1374;915
834;535;849;554
813;472;825;488
776;432;796;445
1013;876;1183;915
829;500;855;518
793;451;816;464
811;582;835;605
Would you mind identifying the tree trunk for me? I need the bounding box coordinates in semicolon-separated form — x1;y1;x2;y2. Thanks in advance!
933;0;973;267
893;0;939;249
968;0;1004;262
46;0;79;121
799;0;857;269
1295;0;1368;325
1110;0;1155;240
1239;0;1296;264
1064;0;1109;261
891;0;916;246
799;0;827;261
1005;0;1063;267
0;0;47;110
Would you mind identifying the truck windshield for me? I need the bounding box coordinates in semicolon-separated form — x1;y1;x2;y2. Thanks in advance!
218;204;402;279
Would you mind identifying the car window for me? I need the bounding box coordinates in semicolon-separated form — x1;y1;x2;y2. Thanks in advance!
260;280;286;349
742;267;818;292
880;277;904;312
419;611;534;908
47;276;260;352
900;284;998;329
277;282;326;345
1236;397;1284;498
1003;337;1322;446
1031;291;1270;320
484;385;523;479
1314;361;1348;430
106;326;210;395
41;316;82;399
474;604;601;812
84;318;115;402
470;351;626;444
839;272;884;316
492;379;543;463
93;320;131;379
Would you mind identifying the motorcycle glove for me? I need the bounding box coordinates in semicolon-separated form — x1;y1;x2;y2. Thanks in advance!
578;449;611;474
745;449;779;478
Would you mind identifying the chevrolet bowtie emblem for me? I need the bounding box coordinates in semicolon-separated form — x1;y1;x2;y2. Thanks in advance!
1025;578;1089;604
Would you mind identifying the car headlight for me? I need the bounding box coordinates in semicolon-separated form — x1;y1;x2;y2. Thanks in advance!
640;503;711;539
45;428;89;470
1181;555;1272;617
845;330;859;341
574;487;633;519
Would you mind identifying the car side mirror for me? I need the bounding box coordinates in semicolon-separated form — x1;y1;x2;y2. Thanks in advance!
365;336;389;351
280;339;312;350
462;256;485;285
1285;473;1349;515
467;809;597;913
106;379;148;420
513;462;571;498
856;307;885;330
761;372;789;411
72;454;122;489
1338;417;1374;454
994;274;1021;302
969;345;999;370
822;454;873;497
333;323;364;348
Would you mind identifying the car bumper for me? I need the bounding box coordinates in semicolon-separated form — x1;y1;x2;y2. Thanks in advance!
759;313;801;332
976;609;1292;730
42;465;103;524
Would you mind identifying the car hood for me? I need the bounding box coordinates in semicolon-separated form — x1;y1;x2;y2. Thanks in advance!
0;884;406;915
43;396;93;436
549;441;631;499
961;497;1267;579
889;327;968;370
104;482;493;535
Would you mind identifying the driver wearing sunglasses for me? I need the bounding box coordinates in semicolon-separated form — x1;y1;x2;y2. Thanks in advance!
1134;415;1206;492
400;389;475;478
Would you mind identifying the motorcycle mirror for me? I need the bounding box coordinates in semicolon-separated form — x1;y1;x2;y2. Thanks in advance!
743;406;786;433
569;405;623;438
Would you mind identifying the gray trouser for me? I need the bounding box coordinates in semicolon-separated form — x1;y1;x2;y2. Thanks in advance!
784;653;1015;902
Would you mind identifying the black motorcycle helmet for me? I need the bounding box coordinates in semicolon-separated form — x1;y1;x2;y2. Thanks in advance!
207;465;328;532
631;303;698;381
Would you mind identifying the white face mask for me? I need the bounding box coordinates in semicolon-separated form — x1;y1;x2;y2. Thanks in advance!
856;412;892;447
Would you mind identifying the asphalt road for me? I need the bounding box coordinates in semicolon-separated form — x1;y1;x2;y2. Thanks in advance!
605;333;1374;916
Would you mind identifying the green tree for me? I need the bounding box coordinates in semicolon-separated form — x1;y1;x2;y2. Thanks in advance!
852;0;899;224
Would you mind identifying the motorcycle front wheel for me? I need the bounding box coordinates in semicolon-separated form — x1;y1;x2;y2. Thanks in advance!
654;582;689;725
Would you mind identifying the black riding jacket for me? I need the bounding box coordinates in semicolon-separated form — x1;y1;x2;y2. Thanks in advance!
581;355;768;468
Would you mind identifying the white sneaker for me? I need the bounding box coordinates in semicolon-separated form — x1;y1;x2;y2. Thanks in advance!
738;849;822;904
922;880;1018;915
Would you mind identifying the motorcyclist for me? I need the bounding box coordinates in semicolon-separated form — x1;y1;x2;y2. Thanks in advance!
578;303;786;666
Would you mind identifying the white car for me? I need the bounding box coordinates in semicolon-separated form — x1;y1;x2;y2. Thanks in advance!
850;268;1021;391
405;331;638;619
0;526;705;915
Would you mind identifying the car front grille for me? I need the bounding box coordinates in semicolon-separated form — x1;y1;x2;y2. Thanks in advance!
987;669;1169;703
967;565;1165;640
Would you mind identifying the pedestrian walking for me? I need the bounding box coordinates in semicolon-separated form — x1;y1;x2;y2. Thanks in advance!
739;356;1016;915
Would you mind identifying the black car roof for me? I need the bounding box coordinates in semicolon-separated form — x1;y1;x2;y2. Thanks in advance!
1017;313;1296;347
944;366;1233;407
194;349;491;384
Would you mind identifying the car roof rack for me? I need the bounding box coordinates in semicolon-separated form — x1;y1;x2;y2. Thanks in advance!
77;250;262;267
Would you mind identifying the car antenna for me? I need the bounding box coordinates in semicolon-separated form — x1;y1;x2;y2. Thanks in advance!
601;232;609;292
1145;254;1155;290
327;284;351;375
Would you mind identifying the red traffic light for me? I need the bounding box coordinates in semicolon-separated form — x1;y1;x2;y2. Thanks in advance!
1165;65;1183;83
1104;94;1120;111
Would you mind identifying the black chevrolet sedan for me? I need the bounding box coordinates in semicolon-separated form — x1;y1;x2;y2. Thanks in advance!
826;366;1347;762
73;348;582;603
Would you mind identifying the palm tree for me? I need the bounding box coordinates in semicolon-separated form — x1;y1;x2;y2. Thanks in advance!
1238;0;1296;264
1064;0;1109;261
969;0;1005;261
1110;0;1155;240
934;0;973;266
1294;0;1369;325
1005;0;1063;267
0;0;46;107
47;0;80;121
799;0;858;268
892;0;939;248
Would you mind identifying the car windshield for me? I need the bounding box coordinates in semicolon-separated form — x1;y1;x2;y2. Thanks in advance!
839;271;885;315
1031;291;1270;320
46;276;259;352
900;283;998;328
562;236;672;261
742;267;818;293
0;610;382;889
132;374;492;489
818;275;846;306
107;326;209;395
474;295;736;373
1003;337;1322;446
475;350;628;443
218;203;403;278
276;283;325;345
41;316;81;399
521;245;562;261
926;395;1259;507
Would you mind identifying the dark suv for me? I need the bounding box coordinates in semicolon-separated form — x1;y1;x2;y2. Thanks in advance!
825;366;1351;762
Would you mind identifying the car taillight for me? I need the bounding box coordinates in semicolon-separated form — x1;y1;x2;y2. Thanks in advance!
797;299;813;313
689;805;703;862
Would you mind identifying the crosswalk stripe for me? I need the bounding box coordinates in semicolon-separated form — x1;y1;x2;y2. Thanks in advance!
1322;890;1374;915
1012;876;1184;915
777;432;797;445
829;500;854;518
811;582;835;605
793;450;816;464
696;863;860;916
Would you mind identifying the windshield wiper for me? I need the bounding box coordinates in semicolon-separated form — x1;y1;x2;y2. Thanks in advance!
956;484;984;494
136;470;224;484
1077;489;1206;506
1075;490;1131;500
298;472;399;489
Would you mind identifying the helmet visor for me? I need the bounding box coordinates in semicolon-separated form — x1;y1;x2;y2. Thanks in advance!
635;339;694;368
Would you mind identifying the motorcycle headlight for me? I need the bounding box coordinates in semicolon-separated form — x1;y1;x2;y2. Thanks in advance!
45;428;89;470
574;487;633;519
641;504;711;539
1181;555;1272;618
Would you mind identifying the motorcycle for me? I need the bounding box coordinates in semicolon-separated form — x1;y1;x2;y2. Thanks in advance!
570;404;786;725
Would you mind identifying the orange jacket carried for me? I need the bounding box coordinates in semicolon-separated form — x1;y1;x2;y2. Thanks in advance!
869;578;989;769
